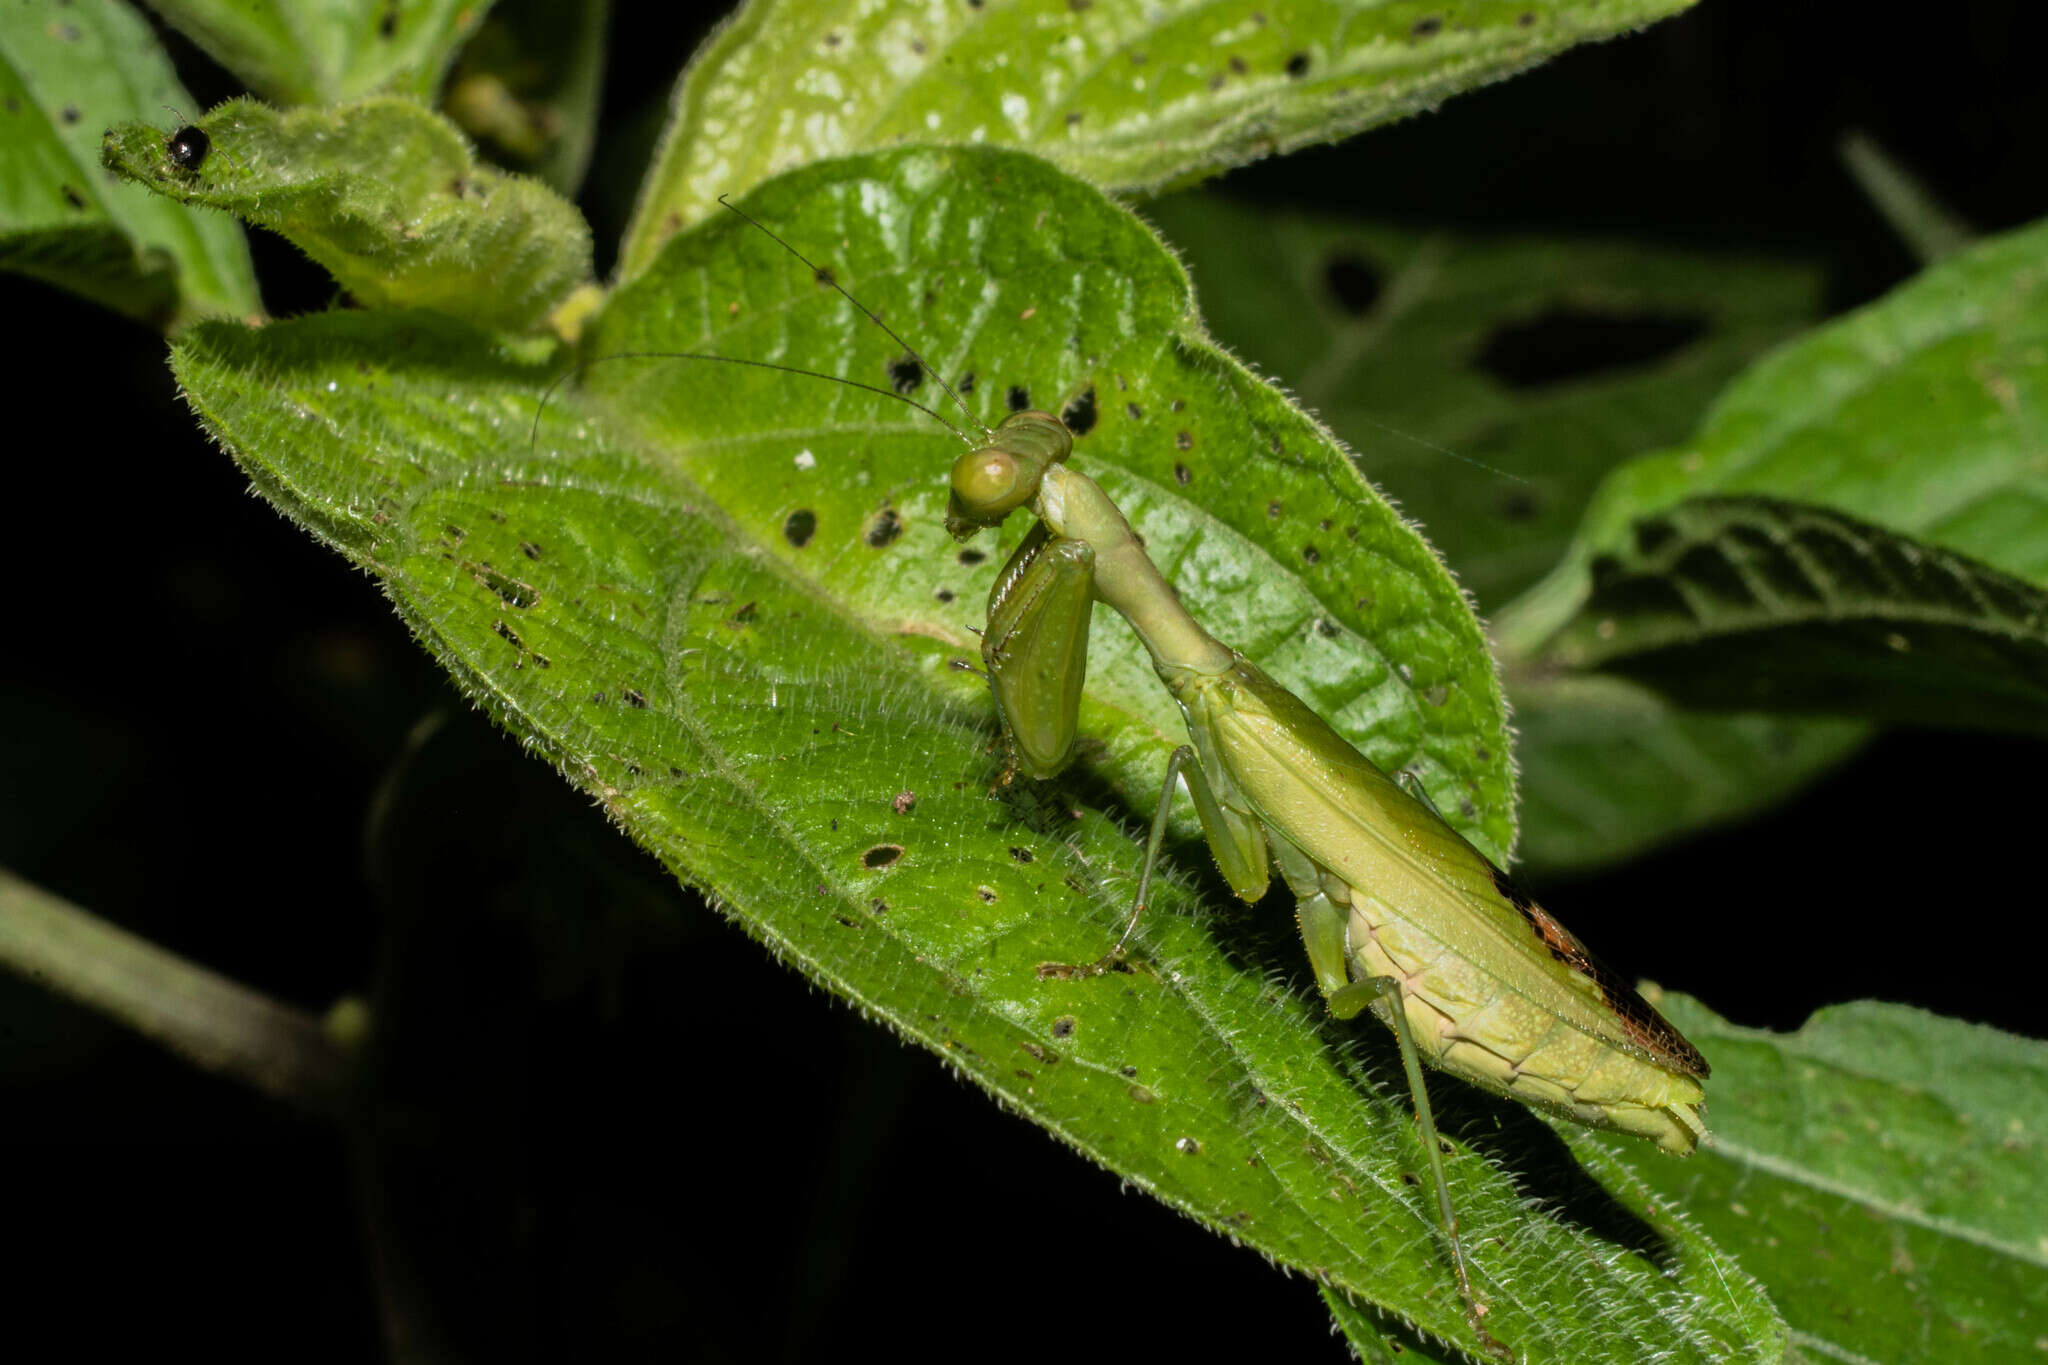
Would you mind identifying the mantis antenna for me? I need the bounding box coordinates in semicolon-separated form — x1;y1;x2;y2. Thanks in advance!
528;196;995;455
527;350;976;455
713;194;990;441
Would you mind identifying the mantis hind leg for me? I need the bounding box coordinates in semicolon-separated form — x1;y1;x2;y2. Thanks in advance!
1037;745;1194;980
1327;974;1502;1353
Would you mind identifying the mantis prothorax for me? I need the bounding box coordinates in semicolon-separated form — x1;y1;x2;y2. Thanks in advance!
556;197;1710;1347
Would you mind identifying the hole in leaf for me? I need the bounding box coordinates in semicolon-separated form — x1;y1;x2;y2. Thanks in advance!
1475;308;1708;388
784;508;817;547
862;844;905;869
1060;386;1098;436
1322;253;1383;316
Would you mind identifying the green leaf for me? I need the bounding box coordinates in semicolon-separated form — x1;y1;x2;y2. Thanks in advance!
1146;191;1853;872
1146;192;1825;612
1508;673;1867;875
102;97;592;334
620;0;1699;281
1500;217;2048;661
441;0;609;196
144;0;494;106
1604;996;2048;1365
169;146;1773;1362
0;0;257;326
1536;495;2048;733
584;149;1516;863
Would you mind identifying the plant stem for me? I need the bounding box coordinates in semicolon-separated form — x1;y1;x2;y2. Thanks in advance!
0;866;350;1116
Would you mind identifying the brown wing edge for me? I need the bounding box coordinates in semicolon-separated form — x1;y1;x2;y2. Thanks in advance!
1487;865;1710;1080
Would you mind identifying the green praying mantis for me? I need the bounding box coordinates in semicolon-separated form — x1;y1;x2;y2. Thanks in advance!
559;198;1711;1348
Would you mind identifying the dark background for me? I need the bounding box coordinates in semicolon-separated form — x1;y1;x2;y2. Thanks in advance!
4;2;2041;1360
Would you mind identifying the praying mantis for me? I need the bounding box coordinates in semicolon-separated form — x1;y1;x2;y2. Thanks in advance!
564;196;1711;1348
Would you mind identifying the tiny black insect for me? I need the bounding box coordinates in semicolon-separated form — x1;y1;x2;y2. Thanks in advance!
166;125;210;170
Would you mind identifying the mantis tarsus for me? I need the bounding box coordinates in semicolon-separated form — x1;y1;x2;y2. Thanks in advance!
563;197;1711;1351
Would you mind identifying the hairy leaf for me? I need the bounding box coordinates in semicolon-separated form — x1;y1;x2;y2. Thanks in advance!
1150;191;1858;872
1539;495;2048;733
1604;997;2048;1365
103;97;591;334
0;0;256;326
144;0;494;106
1501;217;2048;660
169;146;1772;1362
621;0;1699;280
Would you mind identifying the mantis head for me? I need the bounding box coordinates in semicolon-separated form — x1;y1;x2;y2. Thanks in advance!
944;410;1074;540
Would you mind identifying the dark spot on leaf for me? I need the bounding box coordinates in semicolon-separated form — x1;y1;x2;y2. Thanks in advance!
1175;429;1193;450
1169;398;1185;412
957;546;986;566
591;692;606;703
1423;683;1450;706
1065;111;1083;126
934;587;955;603
977;886;998;902
60;185;85;209
1302;545;1321;565
1175;1136;1201;1154
1051;1015;1076;1038
1060;386;1097;436
1006;384;1030;412
1322;253;1383;316
892;791;917;814
1125;402;1142;420
865;508;905;548
1411;15;1442;37
870;898;889;913
1475;308;1708;388
863;844;905;869
890;355;923;394
784;508;817;548
379;1;399;37
520;541;542;560
1285;52;1310;78
824;29;842;46
1230;55;1248;73
1519;10;1537;25
1009;846;1035;863
623;689;648;708
1314;618;1339;639
957;371;975;394
1266;499;1283;518
1120;1065;1139;1078
473;563;540;608
1173;463;1192;485
60;104;80;124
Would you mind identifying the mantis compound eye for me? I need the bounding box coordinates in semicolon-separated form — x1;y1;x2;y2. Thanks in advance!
946;447;1037;538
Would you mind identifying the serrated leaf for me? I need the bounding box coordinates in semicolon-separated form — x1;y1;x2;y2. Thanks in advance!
1603;997;2048;1365
584;149;1517;862
1147;192;1856;872
145;0;493;106
1147;192;1826;613
102;97;591;334
169;146;1772;1362
1500;217;2048;660
620;0;1699;281
0;0;256;326
1537;495;2048;732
